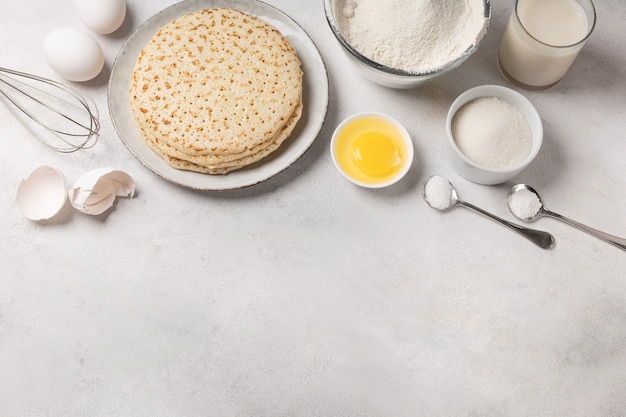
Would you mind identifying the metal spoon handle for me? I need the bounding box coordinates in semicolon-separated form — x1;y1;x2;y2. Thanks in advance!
543;209;626;251
459;200;555;249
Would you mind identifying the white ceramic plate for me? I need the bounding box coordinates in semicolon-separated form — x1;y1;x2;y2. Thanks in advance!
108;0;329;190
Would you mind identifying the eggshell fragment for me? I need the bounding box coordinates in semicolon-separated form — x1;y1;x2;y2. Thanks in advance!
16;165;67;221
43;27;104;82
75;0;126;34
68;168;135;215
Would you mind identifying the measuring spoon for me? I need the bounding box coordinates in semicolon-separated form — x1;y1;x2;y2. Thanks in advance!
422;175;555;249
508;184;626;251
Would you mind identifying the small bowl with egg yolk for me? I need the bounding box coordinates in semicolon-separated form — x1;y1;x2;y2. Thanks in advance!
330;112;414;188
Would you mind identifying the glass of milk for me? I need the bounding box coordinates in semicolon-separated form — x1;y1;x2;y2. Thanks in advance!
498;0;596;90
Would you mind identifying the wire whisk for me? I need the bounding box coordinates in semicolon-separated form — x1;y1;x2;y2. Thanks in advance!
0;66;100;153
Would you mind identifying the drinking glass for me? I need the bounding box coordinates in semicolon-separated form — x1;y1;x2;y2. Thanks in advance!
498;0;596;90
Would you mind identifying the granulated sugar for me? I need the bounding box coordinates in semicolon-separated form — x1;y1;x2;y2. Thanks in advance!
508;187;542;220
423;175;455;210
337;0;488;73
451;97;533;169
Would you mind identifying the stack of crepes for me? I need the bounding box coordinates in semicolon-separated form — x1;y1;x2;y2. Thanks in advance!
129;8;303;174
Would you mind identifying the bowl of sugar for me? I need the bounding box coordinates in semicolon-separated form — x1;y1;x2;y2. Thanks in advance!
446;84;543;185
324;0;491;88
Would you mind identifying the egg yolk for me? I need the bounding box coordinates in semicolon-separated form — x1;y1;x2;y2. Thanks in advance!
333;115;409;185
351;132;401;176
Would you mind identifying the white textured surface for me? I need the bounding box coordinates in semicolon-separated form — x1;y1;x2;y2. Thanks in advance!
1;0;625;416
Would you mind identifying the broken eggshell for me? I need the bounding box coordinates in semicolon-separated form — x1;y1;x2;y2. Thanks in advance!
16;165;68;221
68;168;135;215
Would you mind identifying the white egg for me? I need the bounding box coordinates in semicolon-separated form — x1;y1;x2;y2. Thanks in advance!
75;0;126;34
43;27;104;82
15;166;67;221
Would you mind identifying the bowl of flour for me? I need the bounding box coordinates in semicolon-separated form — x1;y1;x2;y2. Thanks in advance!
324;0;491;88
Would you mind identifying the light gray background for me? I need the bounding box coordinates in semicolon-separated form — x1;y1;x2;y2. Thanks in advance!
1;0;625;416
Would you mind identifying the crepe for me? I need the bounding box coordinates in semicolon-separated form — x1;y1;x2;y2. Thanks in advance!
141;99;302;174
129;8;303;173
140;98;302;168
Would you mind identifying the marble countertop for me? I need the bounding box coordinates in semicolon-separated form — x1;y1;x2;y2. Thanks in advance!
1;0;625;415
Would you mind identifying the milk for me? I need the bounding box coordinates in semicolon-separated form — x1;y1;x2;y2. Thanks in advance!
498;0;594;89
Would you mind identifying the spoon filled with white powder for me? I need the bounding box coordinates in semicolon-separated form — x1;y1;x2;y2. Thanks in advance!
508;184;626;251
423;175;555;249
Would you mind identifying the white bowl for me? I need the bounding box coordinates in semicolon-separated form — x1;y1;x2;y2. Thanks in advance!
323;0;491;89
330;112;414;188
446;84;543;185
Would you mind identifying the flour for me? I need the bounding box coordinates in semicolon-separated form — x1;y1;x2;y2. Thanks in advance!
337;0;488;73
451;97;532;169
